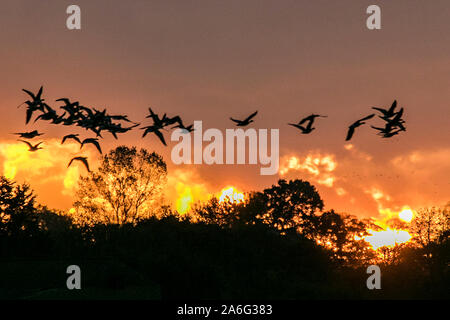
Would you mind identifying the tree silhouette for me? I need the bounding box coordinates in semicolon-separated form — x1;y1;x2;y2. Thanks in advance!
410;206;449;249
408;206;450;276
0;176;38;237
192;196;244;227
311;210;376;265
1;172;449;299
246;179;324;234
192;179;324;234
72;146;167;225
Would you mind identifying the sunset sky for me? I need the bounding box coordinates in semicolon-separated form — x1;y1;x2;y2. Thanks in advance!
0;0;449;221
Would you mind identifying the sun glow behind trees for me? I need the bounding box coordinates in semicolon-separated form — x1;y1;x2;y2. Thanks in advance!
360;207;415;250
0;139;95;197
175;185;245;214
276;152;416;251
363;228;412;250
399;208;414;223
0;140;421;250
218;186;245;204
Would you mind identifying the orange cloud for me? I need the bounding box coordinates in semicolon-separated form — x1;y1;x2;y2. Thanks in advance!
279;152;337;187
335;187;347;196
391;148;450;173
343;143;373;161
0;139;97;207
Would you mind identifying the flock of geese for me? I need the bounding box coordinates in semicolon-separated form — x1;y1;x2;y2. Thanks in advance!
230;100;405;141
13;87;406;173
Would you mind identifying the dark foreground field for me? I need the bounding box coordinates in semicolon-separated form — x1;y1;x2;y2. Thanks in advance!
1;216;448;300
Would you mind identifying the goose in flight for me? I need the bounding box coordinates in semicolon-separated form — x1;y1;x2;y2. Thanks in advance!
171;117;194;133
141;125;167;146
21;86;45;109
164;115;183;126
146;108;169;127
107;122;140;139
289;119;315;134
56;98;80;109
34;104;59;123
345;114;375;141
388;108;405;125
371;125;391;136
289;113;326;134
13;130;44;139
141;108;175;145
18;140;43;152
372;100;398;120
21;87;48;124
372;102;406;138
371;125;403;138
109;114;135;123
298;114;327;126
230;111;258;126
80;138;102;154
381;110;406;133
382;129;402;138
61;134;82;145
68;157;90;172
173;122;194;133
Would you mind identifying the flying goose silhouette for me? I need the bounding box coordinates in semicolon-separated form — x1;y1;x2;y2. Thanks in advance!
141;108;185;145
173;122;194;133
109;114;135;123
18;140;43;152
164;115;183;126
298;114;327;126
230;111;258;126
170;116;194;133
107;123;140;139
21;87;48;124
68;157;90;172
21;87;45;109
56;98;80;108
387;108;405;126
289;113;326;134
372;100;398;119
34;104;59;123
345;114;375;141
13;130;44;139
80;138;102;154
381;129;402;138
289;119;315;134
141;125;167;146
61;134;82;145
146;108;169;127
371;125;391;135
371;125;404;138
372;103;406;137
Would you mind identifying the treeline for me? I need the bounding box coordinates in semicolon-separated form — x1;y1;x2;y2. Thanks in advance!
0;175;448;300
